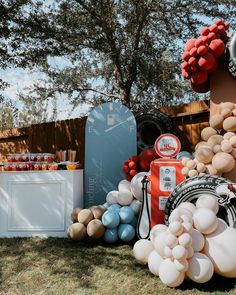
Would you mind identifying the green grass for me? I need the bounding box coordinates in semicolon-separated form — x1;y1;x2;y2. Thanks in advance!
0;238;236;295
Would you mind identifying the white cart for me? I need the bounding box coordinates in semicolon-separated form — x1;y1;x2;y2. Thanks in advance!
0;170;83;237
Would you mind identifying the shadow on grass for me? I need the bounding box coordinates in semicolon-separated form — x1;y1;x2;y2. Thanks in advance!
1;238;236;293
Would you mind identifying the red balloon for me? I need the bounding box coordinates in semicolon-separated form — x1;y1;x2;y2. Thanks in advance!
128;161;137;169
182;69;191;79
125;175;132;181
209;24;218;33
123;165;130;173
215;19;223;26
188;56;198;66
130;169;138;177
191;71;209;85
130;155;138;162
138;149;159;172
201;27;210;36
190;79;210;93
198;52;216;71
182;51;190;61
197;45;208;56
189;47;198;57
209;39;225;57
184;39;196;51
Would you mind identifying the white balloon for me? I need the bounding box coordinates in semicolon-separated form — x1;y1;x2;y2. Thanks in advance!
117;190;133;205
172;245;187;260
150;224;167;245
130;199;142;215
196;194;219;214
172;207;193;219
154;231;169;257
169;221;183;236
186;253;214;283
178;202;196;215
148;250;163;276
193;207;218;234
164;246;172;258
191;229;205;252
159;259;185;287
133;239;154;264
203;218;236;277
187;246;194;259
182;222;193;233
130;172;147;201
118;179;131;192
178;233;192;248
168;213;181;223
174;259;189;272
106;190;119;204
165;233;178;248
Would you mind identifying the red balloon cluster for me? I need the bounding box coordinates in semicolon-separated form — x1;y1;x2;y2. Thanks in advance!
122;149;159;181
123;155;139;181
181;19;229;93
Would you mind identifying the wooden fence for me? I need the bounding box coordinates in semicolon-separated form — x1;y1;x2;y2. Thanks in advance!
0;118;87;165
0;100;210;164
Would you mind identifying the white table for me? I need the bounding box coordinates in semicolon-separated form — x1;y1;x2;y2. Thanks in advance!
0;170;83;237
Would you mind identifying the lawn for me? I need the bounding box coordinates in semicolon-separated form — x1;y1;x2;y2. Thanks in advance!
0;238;236;295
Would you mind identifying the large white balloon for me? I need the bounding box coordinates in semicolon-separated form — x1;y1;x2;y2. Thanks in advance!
117;190;133;205
178;202;196;215
154;231;169;257
130;172;147;201
118;179;131;192
150;224;167;245
148;250;163;276
193;207;218;234
203;218;236;277
159;259;185;287
133;239;154;265
186;253;214;283
196;194;219;214
106;190;119;204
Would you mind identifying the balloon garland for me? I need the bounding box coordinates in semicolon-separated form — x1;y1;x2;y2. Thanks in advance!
181;19;229;93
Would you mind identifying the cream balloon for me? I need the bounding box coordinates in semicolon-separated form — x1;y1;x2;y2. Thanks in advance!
193;207;218;234
117;190;133;205
118;179;131;192
154;231;169;257
178;233;192;248
164;246;172;258
159;259;185;287
191;229;205;252
150;224;167;245
187;246;194;259
133;239;154;264
165;233;178;248
106;190;119;204
148;250;163;276
203;219;236;277
130;172;147;201
169;221;183;236
174;259;189;272
196;194;219;214
186;253;214;283
178;202;196;215
172;245;187;260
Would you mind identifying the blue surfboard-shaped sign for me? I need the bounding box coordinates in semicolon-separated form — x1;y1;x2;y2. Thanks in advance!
84;102;137;207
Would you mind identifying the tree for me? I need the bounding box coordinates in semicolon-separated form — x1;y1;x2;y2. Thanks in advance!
1;0;236;116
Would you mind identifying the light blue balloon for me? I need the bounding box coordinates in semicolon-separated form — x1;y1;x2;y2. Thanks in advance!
104;228;118;243
102;210;120;229
130;216;138;227
108;204;121;212
118;224;135;242
119;206;135;224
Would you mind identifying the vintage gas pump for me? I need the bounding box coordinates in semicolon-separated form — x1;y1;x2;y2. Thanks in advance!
137;134;185;239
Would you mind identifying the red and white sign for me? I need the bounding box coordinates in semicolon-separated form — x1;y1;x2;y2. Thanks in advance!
154;133;181;158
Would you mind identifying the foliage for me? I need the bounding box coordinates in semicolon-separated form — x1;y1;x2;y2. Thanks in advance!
0;0;236;125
